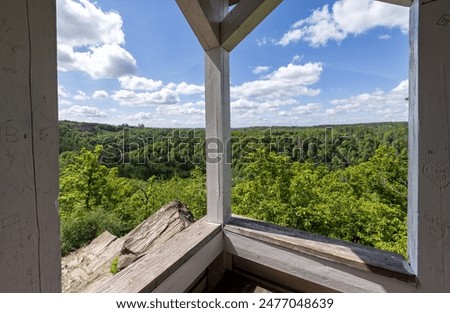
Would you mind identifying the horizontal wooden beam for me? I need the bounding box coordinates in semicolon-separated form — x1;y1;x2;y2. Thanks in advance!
176;0;220;50
91;219;221;293
375;0;412;6
221;0;283;52
224;217;417;292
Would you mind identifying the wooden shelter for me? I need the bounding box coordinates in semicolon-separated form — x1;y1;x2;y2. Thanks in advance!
1;0;449;292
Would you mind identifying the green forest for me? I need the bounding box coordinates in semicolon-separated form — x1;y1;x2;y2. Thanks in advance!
59;121;408;257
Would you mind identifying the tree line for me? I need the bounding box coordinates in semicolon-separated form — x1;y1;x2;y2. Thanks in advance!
59;121;408;256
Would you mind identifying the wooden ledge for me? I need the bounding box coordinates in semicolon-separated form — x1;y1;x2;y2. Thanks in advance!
224;216;417;291
92;218;222;293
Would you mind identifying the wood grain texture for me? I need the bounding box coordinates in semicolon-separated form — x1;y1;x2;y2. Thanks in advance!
0;0;59;292
91;219;221;293
409;0;450;292
205;46;232;224
175;0;220;50
152;232;223;292
221;0;283;52
225;217;417;292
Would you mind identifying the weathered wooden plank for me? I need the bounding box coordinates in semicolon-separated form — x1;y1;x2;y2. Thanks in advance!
152;232;223;292
205;42;232;223
221;0;283;52
227;217;416;283
28;0;60;293
0;0;59;292
376;0;412;7
409;0;450;292
224;217;417;292
91;219;221;293
224;230;416;292
176;0;220;51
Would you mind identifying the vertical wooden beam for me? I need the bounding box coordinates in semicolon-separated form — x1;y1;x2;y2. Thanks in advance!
409;0;450;292
0;0;60;292
205;0;232;224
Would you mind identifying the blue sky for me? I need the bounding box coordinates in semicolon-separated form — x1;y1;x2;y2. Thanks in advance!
57;0;410;128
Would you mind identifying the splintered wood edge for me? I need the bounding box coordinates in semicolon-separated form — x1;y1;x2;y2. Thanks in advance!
91;218;222;293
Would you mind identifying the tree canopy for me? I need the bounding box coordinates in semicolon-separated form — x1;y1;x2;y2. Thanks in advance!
59;121;408;257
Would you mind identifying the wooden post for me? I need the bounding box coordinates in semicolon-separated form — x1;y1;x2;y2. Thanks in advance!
176;0;284;225
205;0;232;224
0;0;60;292
409;0;450;292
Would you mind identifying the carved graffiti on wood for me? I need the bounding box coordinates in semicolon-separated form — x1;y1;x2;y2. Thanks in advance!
423;163;450;188
437;14;450;27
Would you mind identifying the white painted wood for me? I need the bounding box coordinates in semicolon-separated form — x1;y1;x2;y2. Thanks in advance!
175;0;220;50
0;0;60;292
91;219;221;293
376;0;412;7
409;0;450;292
198;0;232;225
221;0;283;52
224;230;417;293
152;232;223;292
205;46;232;224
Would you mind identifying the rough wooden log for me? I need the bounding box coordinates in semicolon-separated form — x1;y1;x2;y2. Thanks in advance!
91;218;222;293
61;201;194;293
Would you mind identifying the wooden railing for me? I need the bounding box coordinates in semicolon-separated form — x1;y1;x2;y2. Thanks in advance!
224;217;416;292
90;215;417;293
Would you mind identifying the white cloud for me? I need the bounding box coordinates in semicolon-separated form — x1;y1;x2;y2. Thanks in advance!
326;79;408;120
277;0;409;47
228;61;323;124
232;62;322;100
112;88;179;106
119;75;163;91
378;34;392;40
58;86;73;105
57;0;124;47
57;0;137;79
256;37;268;46
129;112;155;121
156;102;205;116
59;105;108;119
229;79;408;127
166;82;204;95
253;66;271;74
74;90;90;101
58;43;137;79
58;86;71;98
92;90;109;99
59;99;73;106
232;98;298;111
279;103;323;116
